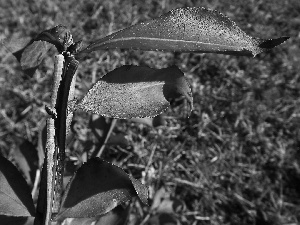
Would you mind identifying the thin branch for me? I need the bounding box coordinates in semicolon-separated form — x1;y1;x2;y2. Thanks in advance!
93;118;117;158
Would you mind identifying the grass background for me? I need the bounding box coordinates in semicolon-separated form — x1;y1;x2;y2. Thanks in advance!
0;0;299;224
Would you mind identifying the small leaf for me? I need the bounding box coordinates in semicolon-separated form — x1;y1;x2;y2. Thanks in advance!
54;158;148;221
77;7;289;57
76;65;192;119
0;155;35;217
1;34;31;56
1;35;50;76
20;41;51;70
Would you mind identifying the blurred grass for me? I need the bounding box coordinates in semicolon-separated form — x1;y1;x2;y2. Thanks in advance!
0;0;299;224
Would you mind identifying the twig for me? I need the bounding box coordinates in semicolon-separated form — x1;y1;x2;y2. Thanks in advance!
31;169;40;200
93;118;117;158
35;55;64;225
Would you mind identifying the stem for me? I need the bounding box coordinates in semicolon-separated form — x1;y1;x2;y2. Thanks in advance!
53;55;79;213
35;55;64;225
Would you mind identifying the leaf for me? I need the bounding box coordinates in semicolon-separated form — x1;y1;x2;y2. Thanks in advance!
1;34;31;55
13;140;39;186
0;155;35;217
77;7;289;57
1;34;51;76
35;24;72;52
129;176;148;205
20;41;51;70
54;158;148;221
0;216;34;225
76;65;192;119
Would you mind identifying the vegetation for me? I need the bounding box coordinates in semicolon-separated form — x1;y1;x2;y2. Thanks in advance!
0;0;298;224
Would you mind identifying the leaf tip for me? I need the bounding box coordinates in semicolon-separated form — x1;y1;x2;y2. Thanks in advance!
129;176;149;206
258;36;290;49
187;101;194;118
252;36;290;57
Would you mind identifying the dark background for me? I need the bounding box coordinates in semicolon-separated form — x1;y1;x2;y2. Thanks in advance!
0;0;299;224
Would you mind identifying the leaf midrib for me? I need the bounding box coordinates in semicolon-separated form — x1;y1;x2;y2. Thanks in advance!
87;36;245;50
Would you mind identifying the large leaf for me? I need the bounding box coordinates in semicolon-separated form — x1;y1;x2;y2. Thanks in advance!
76;65;192;119
0;155;35;217
54;157;148;221
77;7;289;57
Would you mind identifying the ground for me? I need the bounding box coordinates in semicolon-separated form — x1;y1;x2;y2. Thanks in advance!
0;0;299;224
